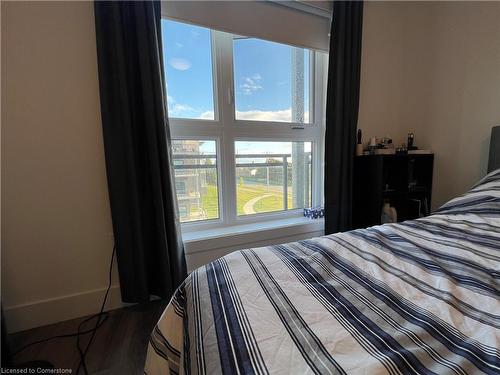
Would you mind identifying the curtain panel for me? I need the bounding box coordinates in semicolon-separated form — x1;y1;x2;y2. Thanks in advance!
94;0;186;303
324;1;364;234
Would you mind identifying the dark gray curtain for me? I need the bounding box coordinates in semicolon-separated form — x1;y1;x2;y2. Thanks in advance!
94;1;186;303
324;1;364;234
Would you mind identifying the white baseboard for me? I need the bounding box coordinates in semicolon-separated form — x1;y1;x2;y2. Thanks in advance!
4;285;126;333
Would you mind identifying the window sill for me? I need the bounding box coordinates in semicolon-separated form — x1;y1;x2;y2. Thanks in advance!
182;217;324;254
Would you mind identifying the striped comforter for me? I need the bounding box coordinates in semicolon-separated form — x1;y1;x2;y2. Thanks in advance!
145;170;500;375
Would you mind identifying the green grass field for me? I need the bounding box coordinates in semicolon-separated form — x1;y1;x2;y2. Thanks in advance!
201;185;219;219
199;184;292;219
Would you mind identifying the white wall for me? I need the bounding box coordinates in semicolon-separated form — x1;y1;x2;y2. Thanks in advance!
1;1;122;332
358;1;435;148
359;1;500;209
421;2;500;207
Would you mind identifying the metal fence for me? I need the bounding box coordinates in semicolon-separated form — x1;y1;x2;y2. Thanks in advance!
172;152;311;211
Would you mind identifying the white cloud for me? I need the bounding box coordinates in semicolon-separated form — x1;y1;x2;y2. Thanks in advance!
237;108;291;122
169;103;194;116
198;111;215;120
240;74;263;95
167;95;195;116
197;108;309;123
169;57;192;71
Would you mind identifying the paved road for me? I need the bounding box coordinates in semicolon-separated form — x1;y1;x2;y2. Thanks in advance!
242;194;273;214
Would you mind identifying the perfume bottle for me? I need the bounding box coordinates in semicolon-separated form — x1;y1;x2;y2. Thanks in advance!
407;133;414;149
356;129;363;156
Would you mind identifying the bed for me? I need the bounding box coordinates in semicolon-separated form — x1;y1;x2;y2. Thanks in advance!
145;128;500;374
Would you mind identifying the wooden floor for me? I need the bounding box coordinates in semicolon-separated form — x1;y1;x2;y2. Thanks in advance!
8;301;167;374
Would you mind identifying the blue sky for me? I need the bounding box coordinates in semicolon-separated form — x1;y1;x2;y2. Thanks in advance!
161;20;215;119
233;38;309;115
161;19;309;122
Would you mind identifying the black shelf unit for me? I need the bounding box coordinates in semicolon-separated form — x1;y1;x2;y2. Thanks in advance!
353;154;434;229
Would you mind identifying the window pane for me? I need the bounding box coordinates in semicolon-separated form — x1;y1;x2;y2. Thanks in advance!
172;140;219;222
162;19;215;120
233;38;310;123
235;141;312;215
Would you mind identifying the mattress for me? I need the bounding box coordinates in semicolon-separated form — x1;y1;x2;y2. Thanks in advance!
144;170;500;374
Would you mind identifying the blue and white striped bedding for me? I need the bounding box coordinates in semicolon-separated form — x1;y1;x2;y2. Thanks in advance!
145;170;500;374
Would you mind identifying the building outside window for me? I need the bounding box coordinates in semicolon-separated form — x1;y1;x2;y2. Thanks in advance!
172;140;218;222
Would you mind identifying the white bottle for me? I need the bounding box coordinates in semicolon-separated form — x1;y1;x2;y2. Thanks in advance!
381;202;398;224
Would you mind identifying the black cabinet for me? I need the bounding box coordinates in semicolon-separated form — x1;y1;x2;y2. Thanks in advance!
353;154;434;229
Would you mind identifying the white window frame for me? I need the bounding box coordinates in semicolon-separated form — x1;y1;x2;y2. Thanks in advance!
164;21;327;233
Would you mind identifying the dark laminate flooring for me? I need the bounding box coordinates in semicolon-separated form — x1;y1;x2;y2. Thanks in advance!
7;301;167;374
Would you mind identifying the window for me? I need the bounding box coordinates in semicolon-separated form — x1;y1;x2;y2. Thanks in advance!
233;38;310;123
162;19;215;120
162;19;327;229
175;181;187;195
235;141;312;215
171;140;219;223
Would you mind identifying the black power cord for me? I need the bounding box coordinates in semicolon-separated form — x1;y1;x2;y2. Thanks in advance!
75;244;116;374
12;245;116;374
11;317;109;357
